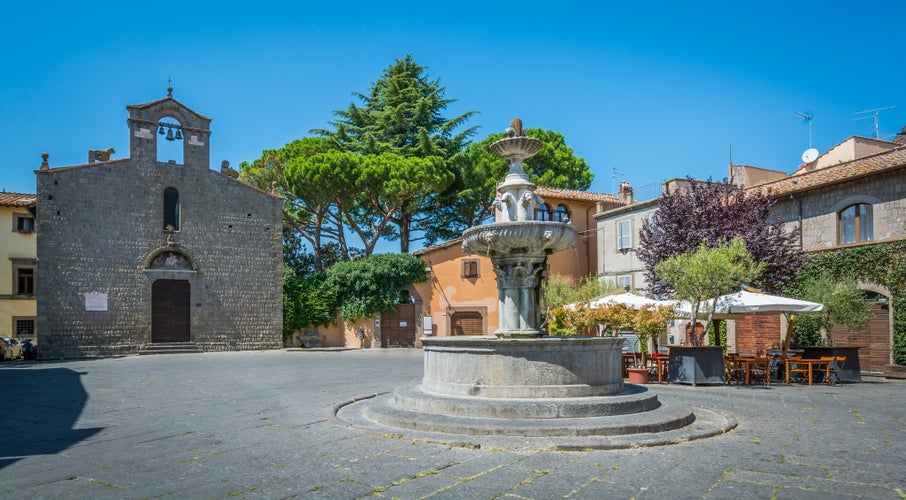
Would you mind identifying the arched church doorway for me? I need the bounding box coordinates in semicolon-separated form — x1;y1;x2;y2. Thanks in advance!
152;280;190;343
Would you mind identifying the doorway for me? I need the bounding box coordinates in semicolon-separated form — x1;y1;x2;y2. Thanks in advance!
381;304;416;347
152;280;191;343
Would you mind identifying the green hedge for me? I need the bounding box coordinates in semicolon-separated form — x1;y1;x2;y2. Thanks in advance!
794;241;906;365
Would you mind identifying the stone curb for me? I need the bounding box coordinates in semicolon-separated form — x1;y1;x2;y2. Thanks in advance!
332;392;737;451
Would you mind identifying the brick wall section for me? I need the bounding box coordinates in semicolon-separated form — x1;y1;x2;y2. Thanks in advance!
35;97;282;358
735;315;782;356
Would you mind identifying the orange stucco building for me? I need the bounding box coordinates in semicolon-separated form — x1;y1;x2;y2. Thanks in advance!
412;187;620;339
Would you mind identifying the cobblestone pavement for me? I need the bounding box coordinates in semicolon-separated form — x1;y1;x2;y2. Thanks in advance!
1;349;904;499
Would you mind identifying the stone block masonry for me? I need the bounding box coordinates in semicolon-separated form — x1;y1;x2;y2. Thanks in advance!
35;94;282;358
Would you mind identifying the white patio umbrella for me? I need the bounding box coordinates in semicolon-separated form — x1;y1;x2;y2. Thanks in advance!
564;292;677;311
676;290;823;318
588;292;678;310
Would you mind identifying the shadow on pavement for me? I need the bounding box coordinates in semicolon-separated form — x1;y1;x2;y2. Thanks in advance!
0;365;103;468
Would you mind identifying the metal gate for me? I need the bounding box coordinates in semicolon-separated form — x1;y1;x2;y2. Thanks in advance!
451;311;484;336
832;300;890;374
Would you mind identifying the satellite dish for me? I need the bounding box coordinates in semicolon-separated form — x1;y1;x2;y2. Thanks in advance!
802;148;819;163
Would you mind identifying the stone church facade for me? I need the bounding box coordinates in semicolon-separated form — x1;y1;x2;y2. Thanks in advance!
35;91;283;358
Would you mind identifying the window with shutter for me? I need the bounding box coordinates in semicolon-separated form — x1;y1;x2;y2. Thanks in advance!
462;259;479;278
617;220;633;250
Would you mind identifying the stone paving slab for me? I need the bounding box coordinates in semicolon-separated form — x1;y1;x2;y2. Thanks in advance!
1;349;905;499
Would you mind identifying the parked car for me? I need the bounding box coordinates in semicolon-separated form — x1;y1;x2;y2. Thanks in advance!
1;337;22;360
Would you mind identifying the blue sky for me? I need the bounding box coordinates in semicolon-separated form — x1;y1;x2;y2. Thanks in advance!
3;1;904;206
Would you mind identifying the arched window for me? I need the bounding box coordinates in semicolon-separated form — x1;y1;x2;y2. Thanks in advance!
535;203;551;221
164;188;180;230
554;204;570;222
839;203;872;245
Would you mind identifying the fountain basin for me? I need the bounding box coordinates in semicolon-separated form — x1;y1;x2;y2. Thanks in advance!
488;136;543;160
421;336;624;398
462;221;575;257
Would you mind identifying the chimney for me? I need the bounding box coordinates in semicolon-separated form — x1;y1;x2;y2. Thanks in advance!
618;180;633;205
894;124;906;145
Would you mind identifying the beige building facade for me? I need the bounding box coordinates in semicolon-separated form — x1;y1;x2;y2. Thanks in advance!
0;192;37;339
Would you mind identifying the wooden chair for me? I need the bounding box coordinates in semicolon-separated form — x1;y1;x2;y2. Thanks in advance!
823;355;846;385
725;354;744;385
622;353;639;378
749;358;769;385
786;357;809;384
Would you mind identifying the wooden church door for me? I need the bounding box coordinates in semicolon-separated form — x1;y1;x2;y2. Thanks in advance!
152;280;191;343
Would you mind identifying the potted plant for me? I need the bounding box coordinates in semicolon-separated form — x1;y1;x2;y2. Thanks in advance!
633;304;675;366
626;366;650;384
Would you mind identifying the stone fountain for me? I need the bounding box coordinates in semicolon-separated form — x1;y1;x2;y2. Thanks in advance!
462;119;574;338
334;120;734;449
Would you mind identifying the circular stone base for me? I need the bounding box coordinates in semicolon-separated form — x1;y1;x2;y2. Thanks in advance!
333;386;736;451
333;336;736;450
392;383;660;419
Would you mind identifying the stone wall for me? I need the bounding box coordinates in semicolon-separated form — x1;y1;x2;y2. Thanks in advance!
36;124;282;358
773;169;906;251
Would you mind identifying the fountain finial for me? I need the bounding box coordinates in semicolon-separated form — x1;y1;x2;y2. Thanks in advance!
507;118;523;137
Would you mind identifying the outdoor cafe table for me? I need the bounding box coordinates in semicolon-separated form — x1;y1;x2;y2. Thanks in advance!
784;357;826;385
734;356;770;386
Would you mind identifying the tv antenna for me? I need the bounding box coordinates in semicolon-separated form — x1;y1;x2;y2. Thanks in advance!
795;112;813;148
611;168;625;196
854;106;895;139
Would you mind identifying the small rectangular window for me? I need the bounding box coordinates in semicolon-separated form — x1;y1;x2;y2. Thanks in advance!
617;220;633;250
13;214;35;233
617;275;633;290
15;267;34;296
14;318;35;337
462;259;479;278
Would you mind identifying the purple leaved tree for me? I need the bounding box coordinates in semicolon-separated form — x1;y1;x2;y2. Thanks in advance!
638;179;802;298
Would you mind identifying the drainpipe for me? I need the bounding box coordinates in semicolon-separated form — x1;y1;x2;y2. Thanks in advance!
585;205;594;277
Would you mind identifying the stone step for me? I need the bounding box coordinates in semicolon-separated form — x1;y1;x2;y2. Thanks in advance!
334;386;737;451
139;343;203;355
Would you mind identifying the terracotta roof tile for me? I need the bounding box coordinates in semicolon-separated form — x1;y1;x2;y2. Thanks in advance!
413;237;463;256
0;192;35;207
535;186;619;203
748;146;906;196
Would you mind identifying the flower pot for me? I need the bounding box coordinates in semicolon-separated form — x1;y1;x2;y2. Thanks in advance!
627;367;649;384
